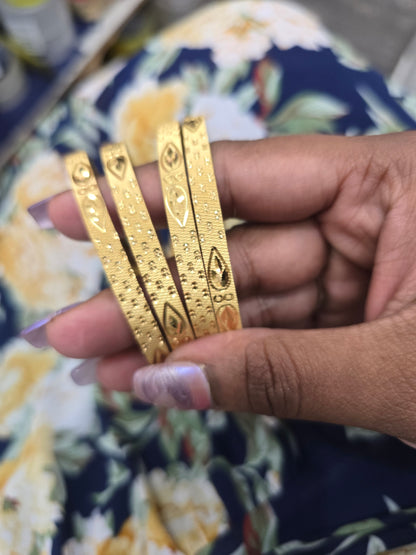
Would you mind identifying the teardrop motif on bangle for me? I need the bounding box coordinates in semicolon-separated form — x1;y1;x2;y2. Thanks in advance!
165;184;189;228
163;302;188;340
208;247;230;291
161;142;181;172
107;155;127;180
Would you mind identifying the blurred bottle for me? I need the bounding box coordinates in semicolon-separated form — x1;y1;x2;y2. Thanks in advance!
109;2;157;58
153;0;207;25
0;42;26;110
69;0;115;22
0;0;75;67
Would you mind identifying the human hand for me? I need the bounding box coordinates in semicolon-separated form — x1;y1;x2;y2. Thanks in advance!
30;132;416;441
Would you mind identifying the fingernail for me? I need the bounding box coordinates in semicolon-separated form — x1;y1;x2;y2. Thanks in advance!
19;302;81;348
27;196;55;229
71;358;98;386
133;362;212;410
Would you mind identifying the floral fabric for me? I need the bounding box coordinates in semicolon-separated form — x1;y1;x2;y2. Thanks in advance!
1;2;416;553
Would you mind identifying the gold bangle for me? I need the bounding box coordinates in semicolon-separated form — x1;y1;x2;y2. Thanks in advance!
157;121;219;338
181;117;242;332
100;143;194;349
64;151;169;364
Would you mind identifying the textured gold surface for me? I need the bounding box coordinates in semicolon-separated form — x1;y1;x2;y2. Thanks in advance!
100;143;194;350
64;151;169;363
157;122;218;337
181;117;242;332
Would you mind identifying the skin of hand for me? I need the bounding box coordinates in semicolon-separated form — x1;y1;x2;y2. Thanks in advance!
40;132;416;442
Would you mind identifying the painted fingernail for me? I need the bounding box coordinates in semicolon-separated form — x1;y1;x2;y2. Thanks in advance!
71;358;98;386
27;196;55;229
133;362;212;410
19;302;81;348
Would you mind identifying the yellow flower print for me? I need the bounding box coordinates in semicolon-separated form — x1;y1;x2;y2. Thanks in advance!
12;150;67;211
113;80;187;166
148;468;228;554
0;340;57;437
0;419;61;554
159;1;330;68
63;470;226;553
0;211;98;310
0;152;101;311
63;507;182;554
100;511;181;555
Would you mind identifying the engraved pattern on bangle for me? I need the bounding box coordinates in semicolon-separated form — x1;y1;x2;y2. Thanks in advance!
157;122;218;337
181;117;242;332
64;151;169;363
100;143;194;349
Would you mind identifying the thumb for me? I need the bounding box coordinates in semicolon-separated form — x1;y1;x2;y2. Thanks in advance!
132;316;416;440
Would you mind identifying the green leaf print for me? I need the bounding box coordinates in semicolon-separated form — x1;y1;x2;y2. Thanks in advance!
267;92;348;135
97;430;128;458
93;459;131;506
182;64;211;94
357;85;411;134
113;405;157;439
54;433;93;476
160;409;211;464
274;538;327;554
236;82;258;111
345;426;383;442
331;36;369;71
334;518;384;536
138;42;181;79
248;503;278;551
213;61;251;94
254;58;283;117
53;127;96;154
234;414;283;470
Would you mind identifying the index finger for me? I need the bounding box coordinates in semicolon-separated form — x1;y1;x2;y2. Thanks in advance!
48;134;372;240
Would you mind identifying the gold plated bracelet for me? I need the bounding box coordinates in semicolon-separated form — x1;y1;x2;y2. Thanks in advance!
64;151;170;363
181;117;242;332
157;122;218;337
100;143;194;349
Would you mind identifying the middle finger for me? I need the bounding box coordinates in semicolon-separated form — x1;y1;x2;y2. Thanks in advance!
46;221;326;358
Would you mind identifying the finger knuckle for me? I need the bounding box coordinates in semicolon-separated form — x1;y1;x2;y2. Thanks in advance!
244;335;303;418
229;224;261;293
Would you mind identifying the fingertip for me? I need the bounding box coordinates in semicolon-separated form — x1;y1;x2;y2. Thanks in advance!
46;290;135;359
132;361;212;410
27;197;54;230
49;190;87;239
96;349;147;391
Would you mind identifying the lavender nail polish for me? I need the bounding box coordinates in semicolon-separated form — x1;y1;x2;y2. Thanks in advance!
141;368;193;409
19;302;81;348
71;359;98;386
133;362;212;410
19;315;51;348
27;197;54;229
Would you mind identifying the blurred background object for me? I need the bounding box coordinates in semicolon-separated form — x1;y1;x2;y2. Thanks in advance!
0;42;26;110
150;0;416;82
0;0;146;169
297;0;416;77
153;0;207;26
0;0;416;171
0;0;75;67
69;0;116;22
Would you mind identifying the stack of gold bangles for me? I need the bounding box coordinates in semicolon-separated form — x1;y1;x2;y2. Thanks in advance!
64;117;241;363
